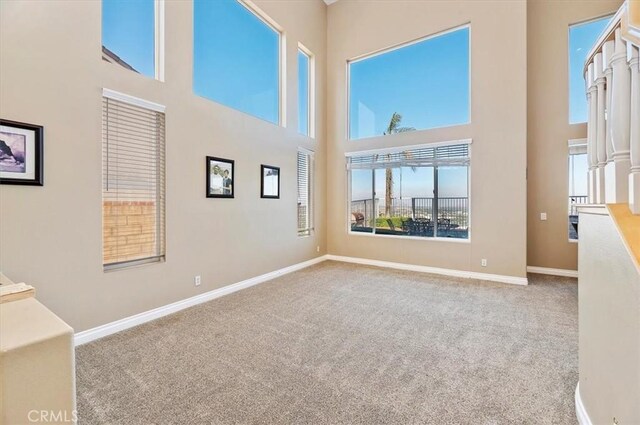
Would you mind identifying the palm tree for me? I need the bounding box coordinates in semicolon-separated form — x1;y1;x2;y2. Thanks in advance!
381;113;415;216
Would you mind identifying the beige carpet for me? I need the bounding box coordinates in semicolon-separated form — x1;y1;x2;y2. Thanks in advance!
76;261;578;424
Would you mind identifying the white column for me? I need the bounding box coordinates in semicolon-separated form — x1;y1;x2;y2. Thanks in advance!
605;29;632;203
587;63;598;204
595;53;607;203
628;45;640;213
603;40;615;165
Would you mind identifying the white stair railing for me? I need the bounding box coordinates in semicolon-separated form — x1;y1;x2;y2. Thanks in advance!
584;0;640;213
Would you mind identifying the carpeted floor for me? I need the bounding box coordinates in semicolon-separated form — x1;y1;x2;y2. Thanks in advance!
76;261;578;424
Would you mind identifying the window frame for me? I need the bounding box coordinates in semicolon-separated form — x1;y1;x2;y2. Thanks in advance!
102;89;166;271
297;147;315;237
567;138;588;243
345;140;472;243
101;0;165;81
297;44;315;138
345;23;471;141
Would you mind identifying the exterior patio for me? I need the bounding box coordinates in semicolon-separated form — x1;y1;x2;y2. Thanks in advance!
351;197;469;239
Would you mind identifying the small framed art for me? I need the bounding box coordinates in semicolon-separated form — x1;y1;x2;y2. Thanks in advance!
261;165;280;199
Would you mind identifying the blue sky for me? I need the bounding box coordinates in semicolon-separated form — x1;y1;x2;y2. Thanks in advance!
102;0;155;77
349;27;469;140
193;0;279;124
298;50;310;135
352;167;468;202
569;16;611;124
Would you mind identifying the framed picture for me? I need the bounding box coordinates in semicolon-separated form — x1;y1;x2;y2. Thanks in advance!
261;165;280;199
0;119;43;186
206;156;234;198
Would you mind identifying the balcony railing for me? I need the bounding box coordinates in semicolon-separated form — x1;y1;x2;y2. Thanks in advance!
350;197;469;238
582;0;640;213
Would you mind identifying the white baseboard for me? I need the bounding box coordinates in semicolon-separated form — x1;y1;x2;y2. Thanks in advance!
326;255;528;286
74;255;328;346
575;382;592;425
526;266;578;278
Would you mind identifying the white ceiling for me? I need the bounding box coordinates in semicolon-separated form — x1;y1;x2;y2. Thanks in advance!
323;0;339;5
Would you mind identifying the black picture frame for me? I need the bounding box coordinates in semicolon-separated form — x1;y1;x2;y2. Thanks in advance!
0;119;43;186
261;164;280;199
206;156;234;198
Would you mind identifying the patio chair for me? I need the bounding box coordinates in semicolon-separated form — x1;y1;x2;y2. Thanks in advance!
351;212;365;228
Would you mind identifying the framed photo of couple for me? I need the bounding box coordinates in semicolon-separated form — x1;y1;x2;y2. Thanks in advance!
206;156;234;198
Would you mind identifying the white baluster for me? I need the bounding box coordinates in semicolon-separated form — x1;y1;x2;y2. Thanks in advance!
587;63;598;203
595;53;607;203
603;40;615;165
605;29;632;203
628;44;640;214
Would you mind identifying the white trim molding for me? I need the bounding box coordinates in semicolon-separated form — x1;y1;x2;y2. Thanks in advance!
575;383;592;425
76;254;534;346
102;88;166;112
75;255;328;346
526;266;578;278
326;255;528;286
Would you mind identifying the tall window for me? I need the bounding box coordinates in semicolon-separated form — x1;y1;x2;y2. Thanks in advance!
348;26;470;140
194;0;281;125
102;0;160;79
102;90;166;270
569;16;612;124
298;48;313;137
348;143;470;239
297;150;314;236
568;140;588;241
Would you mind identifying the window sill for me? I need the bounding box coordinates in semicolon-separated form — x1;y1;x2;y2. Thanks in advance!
347;230;471;244
104;256;165;272
298;229;315;238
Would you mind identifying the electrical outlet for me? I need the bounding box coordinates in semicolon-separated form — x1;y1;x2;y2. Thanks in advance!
316;246;320;253
540;212;547;221
194;275;201;286
481;259;487;267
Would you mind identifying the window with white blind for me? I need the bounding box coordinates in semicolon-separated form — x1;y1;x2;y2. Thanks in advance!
297;149;314;236
348;141;470;240
102;89;166;270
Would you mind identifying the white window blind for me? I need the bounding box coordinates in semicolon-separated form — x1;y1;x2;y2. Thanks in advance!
102;93;166;269
347;142;470;170
297;150;314;236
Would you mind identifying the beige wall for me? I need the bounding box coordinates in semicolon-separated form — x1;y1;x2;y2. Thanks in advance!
527;0;622;271
326;0;528;279
0;0;327;332
578;207;640;424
